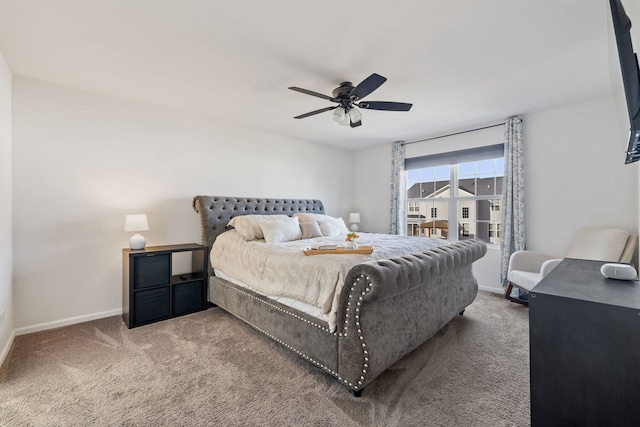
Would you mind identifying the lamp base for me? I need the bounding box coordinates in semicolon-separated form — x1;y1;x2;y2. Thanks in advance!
129;233;146;250
350;224;359;232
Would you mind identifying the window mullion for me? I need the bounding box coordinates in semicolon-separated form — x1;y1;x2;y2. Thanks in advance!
449;165;459;242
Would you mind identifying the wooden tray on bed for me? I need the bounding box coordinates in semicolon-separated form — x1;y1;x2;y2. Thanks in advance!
303;245;374;256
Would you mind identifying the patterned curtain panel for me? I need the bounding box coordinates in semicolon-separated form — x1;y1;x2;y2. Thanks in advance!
390;141;406;235
500;117;525;286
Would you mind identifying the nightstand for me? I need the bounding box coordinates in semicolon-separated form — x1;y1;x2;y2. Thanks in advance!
122;243;207;328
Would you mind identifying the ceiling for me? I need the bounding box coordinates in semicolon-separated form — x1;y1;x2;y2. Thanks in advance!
0;0;616;151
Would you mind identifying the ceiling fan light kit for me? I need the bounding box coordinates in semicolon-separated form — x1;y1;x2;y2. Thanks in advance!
289;73;412;128
348;107;362;124
332;106;348;125
332;106;362;126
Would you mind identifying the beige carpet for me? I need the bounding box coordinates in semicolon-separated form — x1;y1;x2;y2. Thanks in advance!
0;291;530;426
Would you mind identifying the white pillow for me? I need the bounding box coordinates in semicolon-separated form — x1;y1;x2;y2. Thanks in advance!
319;217;349;236
228;214;290;241
293;213;349;236
300;221;323;239
259;217;302;244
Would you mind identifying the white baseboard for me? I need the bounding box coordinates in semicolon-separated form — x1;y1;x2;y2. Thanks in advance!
0;329;15;368
9;285;502;338
478;284;504;295
15;308;122;336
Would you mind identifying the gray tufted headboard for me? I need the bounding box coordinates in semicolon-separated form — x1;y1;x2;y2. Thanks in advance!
192;196;325;251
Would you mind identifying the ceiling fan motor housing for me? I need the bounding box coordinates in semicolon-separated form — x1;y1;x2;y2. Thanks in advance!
332;82;355;99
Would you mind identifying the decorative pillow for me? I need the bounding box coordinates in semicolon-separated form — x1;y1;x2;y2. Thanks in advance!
259;217;302;244
293;213;329;223
300;221;323;239
319;217;349;237
293;213;350;236
228;214;290;241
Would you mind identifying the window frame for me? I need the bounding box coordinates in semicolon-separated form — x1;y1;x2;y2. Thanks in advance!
404;148;504;245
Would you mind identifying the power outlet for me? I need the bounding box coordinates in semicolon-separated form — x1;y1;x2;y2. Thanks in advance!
0;309;4;325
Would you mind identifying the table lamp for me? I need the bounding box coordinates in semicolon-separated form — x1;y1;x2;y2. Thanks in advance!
124;214;149;250
348;213;361;232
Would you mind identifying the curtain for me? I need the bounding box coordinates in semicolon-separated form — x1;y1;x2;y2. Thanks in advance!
500;117;525;288
390;141;406;235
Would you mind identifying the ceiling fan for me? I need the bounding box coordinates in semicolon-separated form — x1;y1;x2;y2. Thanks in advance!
288;73;412;128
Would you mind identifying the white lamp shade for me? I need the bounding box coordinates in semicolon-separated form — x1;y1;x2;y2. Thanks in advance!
124;214;149;232
348;107;362;123
332;107;350;126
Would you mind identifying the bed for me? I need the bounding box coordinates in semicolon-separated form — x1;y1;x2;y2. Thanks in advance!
193;196;487;395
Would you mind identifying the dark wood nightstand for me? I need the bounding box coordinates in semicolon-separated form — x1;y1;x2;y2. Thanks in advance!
122;243;207;328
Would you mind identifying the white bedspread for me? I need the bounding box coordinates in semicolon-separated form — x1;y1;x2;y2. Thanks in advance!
211;230;448;331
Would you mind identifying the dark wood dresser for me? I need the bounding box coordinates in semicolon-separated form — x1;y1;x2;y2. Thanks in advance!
529;258;640;426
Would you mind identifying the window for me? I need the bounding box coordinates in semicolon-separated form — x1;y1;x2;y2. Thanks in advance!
405;144;504;244
489;223;501;238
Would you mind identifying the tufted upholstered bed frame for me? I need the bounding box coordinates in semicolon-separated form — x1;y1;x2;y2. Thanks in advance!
193;196;487;395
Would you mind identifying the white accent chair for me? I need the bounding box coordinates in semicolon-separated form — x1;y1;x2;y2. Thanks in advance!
505;227;638;305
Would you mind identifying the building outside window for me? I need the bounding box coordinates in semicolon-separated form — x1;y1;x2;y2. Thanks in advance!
489;222;501;238
405;164;450;238
405;145;504;244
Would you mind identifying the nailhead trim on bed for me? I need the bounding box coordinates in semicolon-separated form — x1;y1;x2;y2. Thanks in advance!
230;283;336;334
342;274;372;389
215;280;341;377
215;274;372;392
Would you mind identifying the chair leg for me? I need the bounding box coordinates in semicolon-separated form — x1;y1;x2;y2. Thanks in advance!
503;282;513;299
504;282;529;307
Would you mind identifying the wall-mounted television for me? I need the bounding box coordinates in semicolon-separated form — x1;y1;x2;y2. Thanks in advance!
610;0;640;164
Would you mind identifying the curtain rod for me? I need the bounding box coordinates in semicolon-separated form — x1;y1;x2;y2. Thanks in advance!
401;122;504;146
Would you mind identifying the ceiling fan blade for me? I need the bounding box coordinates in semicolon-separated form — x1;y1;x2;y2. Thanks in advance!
349;73;387;100
294;106;337;119
358;101;413;111
288;86;337;102
350;119;362;128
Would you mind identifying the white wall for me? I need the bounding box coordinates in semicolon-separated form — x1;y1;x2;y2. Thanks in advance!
525;96;638;256
0;51;13;365
12;77;354;332
353;143;393;234
354;95;639;292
